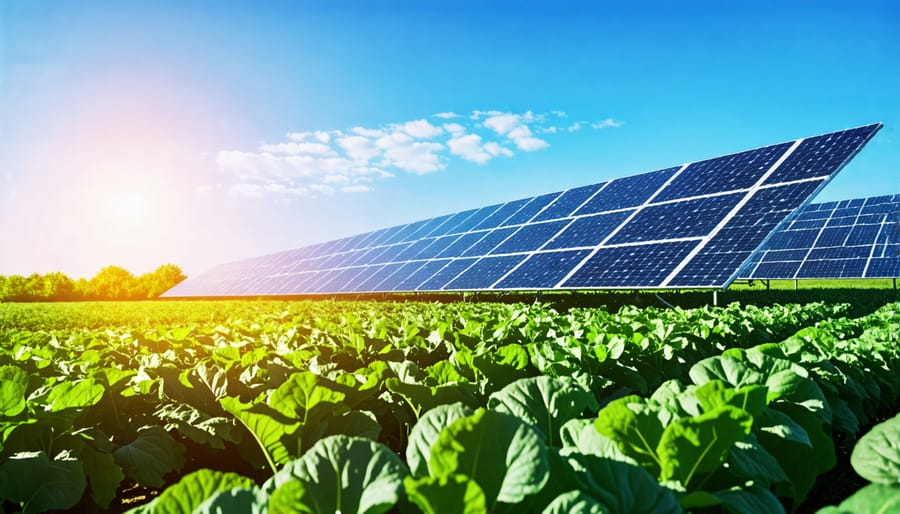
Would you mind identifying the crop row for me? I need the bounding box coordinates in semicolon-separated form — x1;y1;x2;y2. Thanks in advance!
0;300;897;512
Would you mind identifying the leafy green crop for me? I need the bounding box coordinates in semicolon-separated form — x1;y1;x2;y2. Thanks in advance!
0;299;896;512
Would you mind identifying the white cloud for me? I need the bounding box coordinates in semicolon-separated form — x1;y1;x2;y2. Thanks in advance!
483;113;521;135
482;112;550;151
352;126;385;138
309;184;335;195
398;119;443;139
342;185;372;193
443;123;466;135
287;131;311;141
448;134;492;164
258;142;335;155
377;132;445;174
338;136;381;162
215;109;620;197
591;118;624;129
484;142;513;157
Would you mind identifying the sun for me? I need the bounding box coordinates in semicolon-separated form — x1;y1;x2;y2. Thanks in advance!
108;190;148;228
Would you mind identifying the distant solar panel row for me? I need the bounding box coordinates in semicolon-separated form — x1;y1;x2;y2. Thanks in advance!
163;124;882;297
741;194;899;279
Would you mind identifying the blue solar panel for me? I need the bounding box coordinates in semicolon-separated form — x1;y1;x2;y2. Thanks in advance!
534;184;605;221
741;193;899;279
563;241;699;288
576;167;679;214
491;220;571;254
543;211;632;250
444;255;527;290
413;234;462;260
495;250;592;289
461;227;518;257
655;143;792;201
417;258;477;290
163;124;883;296
501;193;560;226
472;199;531;231
392;259;451;291
608;194;742;244
763;126;878;185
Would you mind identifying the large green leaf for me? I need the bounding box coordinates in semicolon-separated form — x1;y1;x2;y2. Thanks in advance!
725;434;789;485
594;395;665;473
488;376;599;447
267;480;313;514
765;369;831;423
563;452;681;514
144;469;255;514
0;451;86;514
113;426;185;488
680;485;785;514
404;474;488;514
45;378;105;411
689;355;765;389
851;412;900;484
694;380;768;418
656;405;752;487
220;396;301;471
430;408;549;508
385;378;478;417
263;435;407;514
815;484;900;514
406;402;474;478
269;371;347;422
155;402;239;449
472;344;530;389
756;408;812;447
559;418;632;463
195;486;261;514
0;365;28;416
141;469;255;514
542;491;608;514
758;404;835;505
81;447;124;509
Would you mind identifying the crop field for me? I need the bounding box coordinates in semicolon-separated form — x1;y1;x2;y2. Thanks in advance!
1;298;899;513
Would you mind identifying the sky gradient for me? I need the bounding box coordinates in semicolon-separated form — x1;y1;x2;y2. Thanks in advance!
2;1;898;278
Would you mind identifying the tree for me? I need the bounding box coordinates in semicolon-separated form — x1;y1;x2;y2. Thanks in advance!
1;275;28;301
42;272;76;300
138;264;187;298
87;266;139;300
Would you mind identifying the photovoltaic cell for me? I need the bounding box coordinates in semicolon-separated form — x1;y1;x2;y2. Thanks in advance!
444;255;526;290
163;124;883;297
741;193;899;279
495;250;592;289
501;193;560;226
533;184;605;221
607;193;742;244
576;167;678;214
491;220;571;254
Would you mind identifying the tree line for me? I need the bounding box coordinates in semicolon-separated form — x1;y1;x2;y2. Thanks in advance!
0;264;186;302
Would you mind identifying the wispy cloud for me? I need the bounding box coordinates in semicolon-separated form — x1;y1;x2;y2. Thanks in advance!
216;110;623;197
591;118;624;129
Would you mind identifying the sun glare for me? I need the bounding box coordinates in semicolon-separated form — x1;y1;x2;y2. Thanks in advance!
109;190;148;228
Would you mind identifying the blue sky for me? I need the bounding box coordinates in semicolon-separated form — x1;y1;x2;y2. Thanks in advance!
1;0;898;278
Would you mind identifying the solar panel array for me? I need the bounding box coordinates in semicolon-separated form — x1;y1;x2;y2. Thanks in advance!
163;123;882;297
740;194;899;279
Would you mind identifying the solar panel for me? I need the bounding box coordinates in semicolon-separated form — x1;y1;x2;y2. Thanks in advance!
163;123;883;297
740;194;899;279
